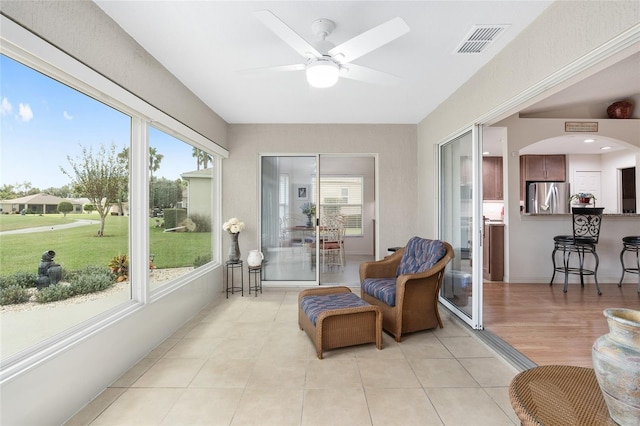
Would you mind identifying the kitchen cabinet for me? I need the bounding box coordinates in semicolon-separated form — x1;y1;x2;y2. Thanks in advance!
483;157;503;200
521;155;566;180
520;155;566;200
483;221;504;281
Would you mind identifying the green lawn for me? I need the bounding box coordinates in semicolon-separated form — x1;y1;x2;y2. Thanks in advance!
0;214;76;232
0;214;212;275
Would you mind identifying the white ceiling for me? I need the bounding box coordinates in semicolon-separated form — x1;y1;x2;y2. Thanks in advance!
94;0;553;124
94;1;638;156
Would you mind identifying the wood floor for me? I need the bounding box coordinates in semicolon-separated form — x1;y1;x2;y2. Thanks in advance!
482;281;640;368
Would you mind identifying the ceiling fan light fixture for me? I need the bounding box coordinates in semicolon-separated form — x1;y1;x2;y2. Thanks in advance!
306;59;339;88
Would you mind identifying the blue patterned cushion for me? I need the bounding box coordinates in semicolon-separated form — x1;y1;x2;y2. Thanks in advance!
397;237;446;276
300;292;369;326
361;277;397;306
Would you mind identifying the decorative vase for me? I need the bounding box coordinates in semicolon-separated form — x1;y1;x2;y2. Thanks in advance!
247;249;264;267
228;232;240;263
306;215;313;228
607;101;634;119
592;308;640;425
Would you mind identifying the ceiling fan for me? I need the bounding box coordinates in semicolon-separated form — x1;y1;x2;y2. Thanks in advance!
242;10;410;88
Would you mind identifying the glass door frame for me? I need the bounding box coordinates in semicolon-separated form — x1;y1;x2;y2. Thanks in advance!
437;125;484;329
258;153;320;285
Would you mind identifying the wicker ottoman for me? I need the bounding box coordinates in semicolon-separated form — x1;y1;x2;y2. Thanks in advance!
298;286;382;359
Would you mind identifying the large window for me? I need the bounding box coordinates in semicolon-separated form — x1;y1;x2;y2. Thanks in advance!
148;127;214;290
0;54;131;360
319;176;364;236
0;31;222;363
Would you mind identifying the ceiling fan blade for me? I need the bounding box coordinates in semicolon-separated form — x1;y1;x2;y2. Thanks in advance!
238;63;306;75
339;64;401;86
329;17;409;63
254;10;322;60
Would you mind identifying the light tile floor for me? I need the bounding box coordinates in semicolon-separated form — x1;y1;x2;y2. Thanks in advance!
66;289;520;425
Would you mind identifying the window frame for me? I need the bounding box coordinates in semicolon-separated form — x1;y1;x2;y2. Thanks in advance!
0;15;227;375
318;175;364;236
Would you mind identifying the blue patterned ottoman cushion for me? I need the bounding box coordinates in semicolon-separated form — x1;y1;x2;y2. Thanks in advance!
361;277;397;306
300;292;370;326
397;237;446;275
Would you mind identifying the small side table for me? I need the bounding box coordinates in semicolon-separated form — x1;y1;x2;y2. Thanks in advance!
225;260;243;298
248;264;263;297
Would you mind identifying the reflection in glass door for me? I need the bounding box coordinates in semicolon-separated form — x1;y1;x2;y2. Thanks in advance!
260;155;318;283
439;129;483;329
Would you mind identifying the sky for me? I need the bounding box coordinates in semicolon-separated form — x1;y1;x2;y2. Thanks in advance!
0;54;204;193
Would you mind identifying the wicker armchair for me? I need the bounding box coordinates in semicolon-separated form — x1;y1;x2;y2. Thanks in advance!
360;237;454;342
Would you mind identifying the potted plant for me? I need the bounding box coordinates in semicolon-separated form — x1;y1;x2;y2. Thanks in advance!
569;192;597;205
300;202;316;227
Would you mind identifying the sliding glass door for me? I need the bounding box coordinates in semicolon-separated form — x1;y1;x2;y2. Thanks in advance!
260;155;318;283
439;128;483;329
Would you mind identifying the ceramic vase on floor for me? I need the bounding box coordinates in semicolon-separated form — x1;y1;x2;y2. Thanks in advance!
592;308;640;426
228;232;240;263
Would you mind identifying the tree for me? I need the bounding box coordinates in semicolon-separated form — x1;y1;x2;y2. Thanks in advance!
57;201;73;217
148;147;164;179
43;184;75;198
150;178;183;208
192;148;212;170
61;143;127;236
0;184;17;200
119;146;164;212
16;181;33;196
118;146;164;178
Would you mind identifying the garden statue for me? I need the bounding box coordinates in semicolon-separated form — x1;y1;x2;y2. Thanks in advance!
36;250;62;289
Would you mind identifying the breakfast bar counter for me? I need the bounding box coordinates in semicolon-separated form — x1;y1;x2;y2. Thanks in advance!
506;213;640;284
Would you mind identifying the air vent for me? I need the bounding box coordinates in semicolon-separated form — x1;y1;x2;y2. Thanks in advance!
454;24;510;54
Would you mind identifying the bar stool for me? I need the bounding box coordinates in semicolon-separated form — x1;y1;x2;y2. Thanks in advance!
550;207;604;295
619;236;640;293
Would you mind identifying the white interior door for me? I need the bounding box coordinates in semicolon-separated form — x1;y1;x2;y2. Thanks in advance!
574;171;601;203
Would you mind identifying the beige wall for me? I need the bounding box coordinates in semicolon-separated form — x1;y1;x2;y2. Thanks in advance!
226;124;418;258
417;1;640;283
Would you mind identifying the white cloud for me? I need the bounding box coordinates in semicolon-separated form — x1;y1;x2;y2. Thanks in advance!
1;97;12;115
63;110;73;120
18;103;33;122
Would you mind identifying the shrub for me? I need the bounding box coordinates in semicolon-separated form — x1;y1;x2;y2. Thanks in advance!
189;214;212;232
163;208;187;229
108;254;129;282
57;201;74;217
34;284;74;303
0;285;31;305
34;265;115;303
0;272;36;289
71;272;114;295
65;265;115;283
193;254;212;268
0;266;116;305
181;218;196;232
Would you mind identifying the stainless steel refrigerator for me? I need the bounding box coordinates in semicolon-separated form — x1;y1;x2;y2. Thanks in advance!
527;182;570;214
